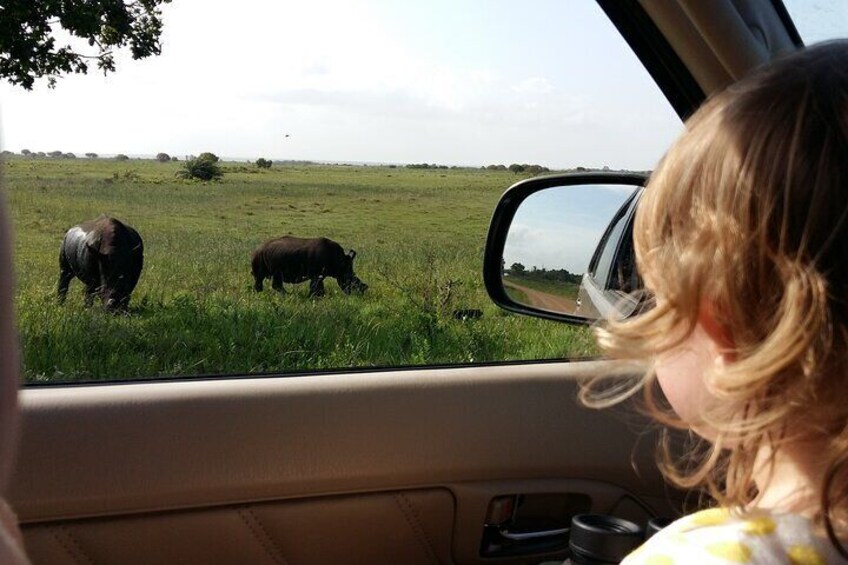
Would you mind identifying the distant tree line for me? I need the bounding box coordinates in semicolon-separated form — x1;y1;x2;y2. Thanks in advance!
17;149;78;159
406;163;450;169
482;163;551;174
509;263;581;284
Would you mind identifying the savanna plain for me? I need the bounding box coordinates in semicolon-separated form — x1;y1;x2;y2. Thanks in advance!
5;157;596;383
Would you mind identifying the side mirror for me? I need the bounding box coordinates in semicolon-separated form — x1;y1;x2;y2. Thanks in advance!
483;172;648;325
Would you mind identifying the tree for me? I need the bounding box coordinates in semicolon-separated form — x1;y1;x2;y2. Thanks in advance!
63;152;76;159
156;152;170;162
48;150;63;158
0;0;172;90
176;157;223;181
85;152;98;159
509;163;525;174
255;158;272;169
115;154;129;161
170;155;179;161
20;149;31;156
197;152;219;163
510;263;526;275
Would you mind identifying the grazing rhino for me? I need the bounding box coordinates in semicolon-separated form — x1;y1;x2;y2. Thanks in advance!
251;236;368;297
58;215;144;312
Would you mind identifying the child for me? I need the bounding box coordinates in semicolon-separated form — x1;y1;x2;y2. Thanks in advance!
591;40;848;563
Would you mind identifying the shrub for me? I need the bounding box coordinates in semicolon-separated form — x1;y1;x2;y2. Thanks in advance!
255;157;272;169
176;157;223;181
156;152;170;162
115;154;129;161
197;152;219;163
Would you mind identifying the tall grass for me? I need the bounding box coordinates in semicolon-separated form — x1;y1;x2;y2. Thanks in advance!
6;158;597;383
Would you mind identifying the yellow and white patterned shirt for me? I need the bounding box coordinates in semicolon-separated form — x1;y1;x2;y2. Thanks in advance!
622;508;846;564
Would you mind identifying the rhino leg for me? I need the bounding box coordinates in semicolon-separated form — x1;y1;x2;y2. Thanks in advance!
271;273;285;293
83;282;100;307
57;269;73;304
253;275;264;292
309;278;325;298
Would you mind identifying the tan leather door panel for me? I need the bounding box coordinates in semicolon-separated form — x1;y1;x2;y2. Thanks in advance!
11;362;675;564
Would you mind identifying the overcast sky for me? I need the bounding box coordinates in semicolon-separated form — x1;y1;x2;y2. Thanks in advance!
0;0;840;169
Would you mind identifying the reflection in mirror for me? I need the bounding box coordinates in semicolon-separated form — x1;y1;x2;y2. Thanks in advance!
502;184;642;322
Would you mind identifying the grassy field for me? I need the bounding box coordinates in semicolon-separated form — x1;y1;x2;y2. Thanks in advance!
4;157;597;383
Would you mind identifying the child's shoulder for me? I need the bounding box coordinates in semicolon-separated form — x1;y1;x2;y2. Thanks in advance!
622;508;845;564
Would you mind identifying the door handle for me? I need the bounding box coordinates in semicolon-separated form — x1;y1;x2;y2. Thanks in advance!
499;525;569;541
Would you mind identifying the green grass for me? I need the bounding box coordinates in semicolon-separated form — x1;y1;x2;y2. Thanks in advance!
504;285;529;304
5;158;597;383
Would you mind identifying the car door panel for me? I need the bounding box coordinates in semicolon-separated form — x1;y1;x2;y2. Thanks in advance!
11;362;680;563
23;488;455;565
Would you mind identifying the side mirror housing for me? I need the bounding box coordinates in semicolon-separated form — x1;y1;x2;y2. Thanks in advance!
483;172;648;325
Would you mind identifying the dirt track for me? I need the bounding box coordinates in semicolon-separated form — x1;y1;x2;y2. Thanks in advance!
504;280;578;313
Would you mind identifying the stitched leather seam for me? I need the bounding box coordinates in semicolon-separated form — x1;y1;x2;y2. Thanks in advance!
392;493;440;565
51;526;94;565
237;507;288;565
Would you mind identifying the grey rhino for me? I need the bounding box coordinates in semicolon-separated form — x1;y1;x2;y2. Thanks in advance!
58;215;144;312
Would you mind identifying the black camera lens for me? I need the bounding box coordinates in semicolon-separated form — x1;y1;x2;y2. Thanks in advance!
569;514;643;564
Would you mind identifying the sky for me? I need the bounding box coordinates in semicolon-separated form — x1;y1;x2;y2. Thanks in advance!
504;184;636;273
0;0;684;170
0;1;841;169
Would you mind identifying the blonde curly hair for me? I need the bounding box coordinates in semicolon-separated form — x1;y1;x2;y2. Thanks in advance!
586;40;848;552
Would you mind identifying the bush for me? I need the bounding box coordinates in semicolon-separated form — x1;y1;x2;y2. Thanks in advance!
115;154;129;161
255;157;272;169
156;152;170;162
197;152;219;163
525;164;549;174
171;156;179;162
176;157;223;181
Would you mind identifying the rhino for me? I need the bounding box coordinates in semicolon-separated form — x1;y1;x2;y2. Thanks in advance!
251;236;367;297
58;215;144;312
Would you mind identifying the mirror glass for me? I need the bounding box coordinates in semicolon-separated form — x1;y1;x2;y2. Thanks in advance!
502;184;643;322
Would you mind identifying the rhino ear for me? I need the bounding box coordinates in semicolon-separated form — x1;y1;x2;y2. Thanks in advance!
348;249;357;260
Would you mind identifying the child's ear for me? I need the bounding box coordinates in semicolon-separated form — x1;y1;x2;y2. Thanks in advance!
698;300;736;362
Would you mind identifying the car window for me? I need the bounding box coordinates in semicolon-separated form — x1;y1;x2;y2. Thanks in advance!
0;0;682;384
588;195;634;289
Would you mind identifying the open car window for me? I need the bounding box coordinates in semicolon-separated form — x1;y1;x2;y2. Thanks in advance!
1;0;682;384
